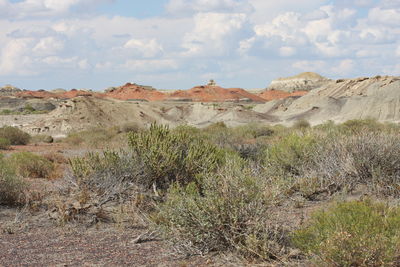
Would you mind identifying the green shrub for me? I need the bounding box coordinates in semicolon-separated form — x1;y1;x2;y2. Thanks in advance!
154;159;287;260
128;124;224;190
293;200;400;266
0;126;30;145
0;137;11;150
265;133;318;177
0;154;25;205
340;119;384;134
31;134;54;144
8;152;54;178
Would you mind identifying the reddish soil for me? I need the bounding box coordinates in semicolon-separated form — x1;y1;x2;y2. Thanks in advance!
104;83;166;101
258;89;308;101
168;85;266;102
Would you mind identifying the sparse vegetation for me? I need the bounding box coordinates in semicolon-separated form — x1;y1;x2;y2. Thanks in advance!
3;119;400;265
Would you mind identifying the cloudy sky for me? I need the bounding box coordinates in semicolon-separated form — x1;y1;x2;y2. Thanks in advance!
0;0;399;90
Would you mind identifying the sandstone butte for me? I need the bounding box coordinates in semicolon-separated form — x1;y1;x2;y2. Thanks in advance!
12;82;309;102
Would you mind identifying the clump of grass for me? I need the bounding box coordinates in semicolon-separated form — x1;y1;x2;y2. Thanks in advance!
0;126;30;145
0;154;25;205
154;158;287;260
293;200;400;266
8;152;54;178
64;127;119;147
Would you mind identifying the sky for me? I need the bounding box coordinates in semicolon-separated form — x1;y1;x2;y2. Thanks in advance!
0;0;399;90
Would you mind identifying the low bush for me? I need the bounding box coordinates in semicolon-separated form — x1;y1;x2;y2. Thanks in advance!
128;124;224;190
0;137;11;150
308;132;400;196
0;126;30;145
339;119;385;134
154;159;287;260
265;133;318;177
293;200;400;266
30;134;54;144
0;154;25;205
293;119;311;129
8;152;54;178
119;122;141;133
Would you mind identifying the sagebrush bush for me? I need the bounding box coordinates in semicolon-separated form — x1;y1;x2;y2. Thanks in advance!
308;132;400;196
8;152;54;178
128;124;224;190
265;133;318;177
69;150;149;208
0;137;11;150
340;118;385;134
0;154;25;205
293;200;400;266
0;126;30;145
154;158;287;260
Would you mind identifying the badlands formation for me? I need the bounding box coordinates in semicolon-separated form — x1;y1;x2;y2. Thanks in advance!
0;73;399;137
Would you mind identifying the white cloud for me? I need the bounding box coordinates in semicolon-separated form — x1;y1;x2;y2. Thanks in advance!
182;12;249;57
0;38;34;75
123;39;164;58
124;59;179;72
33;37;64;56
279;46;296;57
166;0;253;16
368;7;400;26
331;59;355;75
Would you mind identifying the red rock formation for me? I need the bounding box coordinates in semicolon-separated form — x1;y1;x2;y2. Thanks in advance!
168;85;266;102
104;83;166;101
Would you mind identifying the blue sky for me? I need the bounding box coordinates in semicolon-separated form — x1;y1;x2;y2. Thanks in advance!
0;0;399;90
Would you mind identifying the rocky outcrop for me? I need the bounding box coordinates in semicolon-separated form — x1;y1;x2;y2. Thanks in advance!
267;72;333;93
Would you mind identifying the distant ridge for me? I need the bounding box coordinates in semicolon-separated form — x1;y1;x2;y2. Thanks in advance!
267;72;333;93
